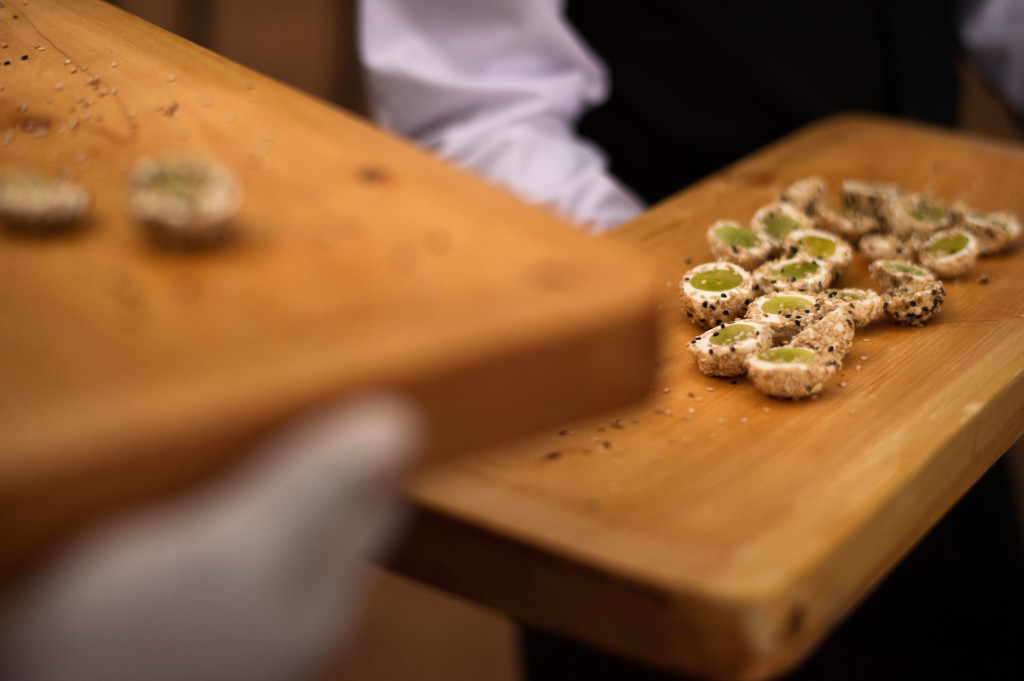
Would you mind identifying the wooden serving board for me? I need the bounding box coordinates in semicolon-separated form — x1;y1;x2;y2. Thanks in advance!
0;1;657;581
393;115;1024;681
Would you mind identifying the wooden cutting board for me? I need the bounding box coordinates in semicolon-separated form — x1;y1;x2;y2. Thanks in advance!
393;114;1024;681
0;1;657;581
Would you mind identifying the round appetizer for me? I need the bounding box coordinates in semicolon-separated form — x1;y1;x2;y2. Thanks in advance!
687;320;772;377
881;193;954;238
814;204;880;243
706;219;773;270
839;179;901;219
130;156;243;247
679;262;759;330
918;228;978;279
744;291;820;343
782;228;854;277
954;205;1022;256
788;308;856;362
751;201;813;250
817;288;884;329
746;346;838;399
779;176;825;215
753;255;833;293
0;167;91;233
868;259;936;292
857;233;916;261
882;281;946;326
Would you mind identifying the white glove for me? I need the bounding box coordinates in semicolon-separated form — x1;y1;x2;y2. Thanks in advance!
0;393;424;681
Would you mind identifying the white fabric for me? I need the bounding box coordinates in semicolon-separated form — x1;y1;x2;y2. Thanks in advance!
0;394;424;681
360;0;1024;230
358;0;645;232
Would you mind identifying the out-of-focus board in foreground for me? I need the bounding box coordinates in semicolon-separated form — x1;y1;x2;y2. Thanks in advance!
0;1;657;579
394;115;1024;681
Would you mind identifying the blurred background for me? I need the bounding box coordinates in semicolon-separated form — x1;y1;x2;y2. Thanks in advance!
103;2;1023;680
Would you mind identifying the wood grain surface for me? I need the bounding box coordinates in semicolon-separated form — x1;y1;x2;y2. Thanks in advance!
0;1;657;582
393;115;1024;681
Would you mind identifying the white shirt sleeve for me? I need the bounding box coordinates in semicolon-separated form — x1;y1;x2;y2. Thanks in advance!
357;0;645;232
959;0;1024;130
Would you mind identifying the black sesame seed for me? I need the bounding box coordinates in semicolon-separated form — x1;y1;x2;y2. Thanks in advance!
702;301;708;308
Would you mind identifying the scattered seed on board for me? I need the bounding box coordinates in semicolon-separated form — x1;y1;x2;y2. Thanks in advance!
856;365;863;372
860;356;868;361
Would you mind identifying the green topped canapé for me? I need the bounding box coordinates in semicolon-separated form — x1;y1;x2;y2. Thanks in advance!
709;323;755;346
774;260;820;280
690;269;743;292
910;200;947;222
926;232;970;256
148;167;209;199
762;212;804;240
884;261;928;276
796;235;837;258
761;295;814;314
756;346;815;363
713;223;762;248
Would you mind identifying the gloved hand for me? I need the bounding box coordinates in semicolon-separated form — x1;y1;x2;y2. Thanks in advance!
0;393;424;681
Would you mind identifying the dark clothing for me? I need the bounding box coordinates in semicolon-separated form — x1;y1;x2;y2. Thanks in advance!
566;0;961;203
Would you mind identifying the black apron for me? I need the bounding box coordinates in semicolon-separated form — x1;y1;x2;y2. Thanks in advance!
565;0;960;203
